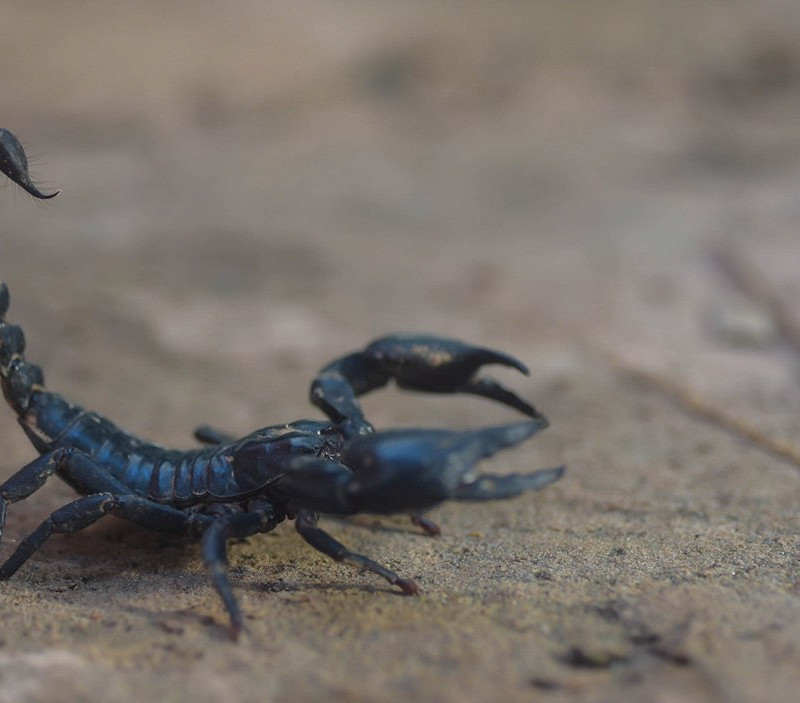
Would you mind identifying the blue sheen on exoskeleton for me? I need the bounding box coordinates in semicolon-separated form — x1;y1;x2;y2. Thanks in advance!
0;129;564;639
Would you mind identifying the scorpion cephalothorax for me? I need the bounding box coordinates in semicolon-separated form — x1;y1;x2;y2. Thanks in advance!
0;129;564;638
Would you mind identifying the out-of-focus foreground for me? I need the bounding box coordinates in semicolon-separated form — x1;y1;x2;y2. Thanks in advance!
2;3;800;702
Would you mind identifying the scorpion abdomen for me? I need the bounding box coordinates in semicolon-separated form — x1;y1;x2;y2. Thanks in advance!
22;393;248;505
18;379;261;506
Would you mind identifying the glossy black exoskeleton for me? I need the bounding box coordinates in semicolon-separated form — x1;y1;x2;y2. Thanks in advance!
0;129;563;638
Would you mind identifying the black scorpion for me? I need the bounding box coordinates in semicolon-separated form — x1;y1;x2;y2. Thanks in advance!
0;129;564;638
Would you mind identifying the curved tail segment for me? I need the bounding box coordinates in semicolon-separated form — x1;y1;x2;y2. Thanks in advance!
0;129;59;416
0;129;60;200
0;283;45;415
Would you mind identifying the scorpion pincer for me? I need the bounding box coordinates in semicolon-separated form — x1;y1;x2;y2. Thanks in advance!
0;129;564;638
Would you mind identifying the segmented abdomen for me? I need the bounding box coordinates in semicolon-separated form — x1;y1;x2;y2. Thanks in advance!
22;389;243;505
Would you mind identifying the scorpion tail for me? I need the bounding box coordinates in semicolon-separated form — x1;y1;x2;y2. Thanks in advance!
0;129;58;414
0;282;45;415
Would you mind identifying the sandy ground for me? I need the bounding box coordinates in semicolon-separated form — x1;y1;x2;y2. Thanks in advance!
2;3;800;702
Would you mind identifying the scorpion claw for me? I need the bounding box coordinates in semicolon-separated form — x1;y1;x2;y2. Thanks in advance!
284;418;560;515
0;129;60;200
452;465;565;501
363;334;533;397
455;376;539;417
342;418;560;514
312;335;543;437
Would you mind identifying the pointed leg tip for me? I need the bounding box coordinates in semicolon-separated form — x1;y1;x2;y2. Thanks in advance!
410;514;441;537
422;523;442;537
397;578;421;595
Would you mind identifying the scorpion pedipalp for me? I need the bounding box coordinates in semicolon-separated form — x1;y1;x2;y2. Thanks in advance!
281;419;561;515
310;335;543;440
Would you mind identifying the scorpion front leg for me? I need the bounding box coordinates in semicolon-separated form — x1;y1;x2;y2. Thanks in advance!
294;510;419;594
279;420;562;592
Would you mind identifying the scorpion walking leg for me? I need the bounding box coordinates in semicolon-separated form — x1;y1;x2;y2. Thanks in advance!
0;450;62;544
0;447;109;545
0;492;195;579
1;449;196;577
201;505;282;640
294;510;419;595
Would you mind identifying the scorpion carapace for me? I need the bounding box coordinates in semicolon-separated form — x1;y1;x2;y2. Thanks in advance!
0;129;564;639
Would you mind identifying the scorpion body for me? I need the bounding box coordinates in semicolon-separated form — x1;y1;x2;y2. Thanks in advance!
0;129;564;638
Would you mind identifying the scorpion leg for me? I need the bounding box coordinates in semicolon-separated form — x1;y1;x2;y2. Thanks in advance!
200;503;283;640
294;510;419;595
0;448;198;575
0;492;196;580
0;446;119;546
194;425;235;445
0;450;62;544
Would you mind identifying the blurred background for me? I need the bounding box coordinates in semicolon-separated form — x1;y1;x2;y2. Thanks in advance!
2;3;800;701
1;2;799;433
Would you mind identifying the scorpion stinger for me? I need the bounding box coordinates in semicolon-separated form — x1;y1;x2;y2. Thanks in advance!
0;128;564;639
0;129;60;200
